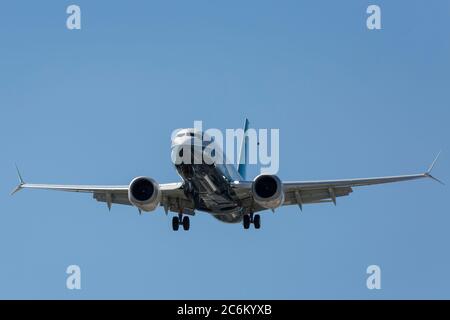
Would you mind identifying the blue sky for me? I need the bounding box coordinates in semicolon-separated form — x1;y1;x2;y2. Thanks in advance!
0;0;449;299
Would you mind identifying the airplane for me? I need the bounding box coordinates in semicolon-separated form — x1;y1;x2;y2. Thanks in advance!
11;119;443;231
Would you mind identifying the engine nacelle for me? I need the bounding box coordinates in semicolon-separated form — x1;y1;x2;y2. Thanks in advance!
128;177;161;212
252;174;285;209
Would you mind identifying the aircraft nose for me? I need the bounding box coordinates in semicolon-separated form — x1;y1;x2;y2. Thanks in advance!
171;135;193;148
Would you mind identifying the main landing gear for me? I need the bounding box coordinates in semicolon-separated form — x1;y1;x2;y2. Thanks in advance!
172;213;190;231
243;213;261;230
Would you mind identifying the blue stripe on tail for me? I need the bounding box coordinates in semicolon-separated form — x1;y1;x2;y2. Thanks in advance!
237;118;250;180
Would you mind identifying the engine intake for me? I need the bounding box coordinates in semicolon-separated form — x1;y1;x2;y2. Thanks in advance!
128;177;161;212
252;174;284;209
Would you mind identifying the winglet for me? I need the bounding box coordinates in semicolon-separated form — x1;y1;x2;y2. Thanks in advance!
427;151;441;174
11;164;25;195
425;151;444;185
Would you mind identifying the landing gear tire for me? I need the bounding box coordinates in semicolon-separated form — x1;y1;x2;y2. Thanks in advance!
253;214;261;229
182;216;190;231
243;215;250;229
172;216;179;231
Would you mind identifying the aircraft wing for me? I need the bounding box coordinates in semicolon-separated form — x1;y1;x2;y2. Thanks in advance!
11;170;194;213
233;152;443;211
281;172;438;209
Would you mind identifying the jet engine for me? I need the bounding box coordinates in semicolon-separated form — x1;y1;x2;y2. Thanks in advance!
128;177;161;212
251;174;285;209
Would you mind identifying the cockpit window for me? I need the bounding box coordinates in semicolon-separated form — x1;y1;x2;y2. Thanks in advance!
176;131;203;139
187;132;202;139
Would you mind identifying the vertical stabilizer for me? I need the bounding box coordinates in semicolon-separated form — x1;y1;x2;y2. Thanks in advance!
237;118;250;180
